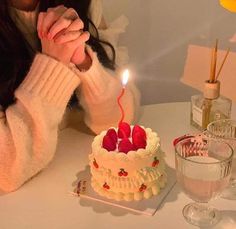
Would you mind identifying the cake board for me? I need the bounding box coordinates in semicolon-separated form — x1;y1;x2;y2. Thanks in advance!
72;166;176;216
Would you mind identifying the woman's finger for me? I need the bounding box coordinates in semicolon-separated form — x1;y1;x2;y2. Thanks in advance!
37;12;46;39
49;8;79;39
47;8;79;40
47;17;73;40
54;30;82;44
65;18;84;32
55;31;90;44
55;30;90;45
69;31;90;46
42;6;67;39
62;7;79;21
47;4;65;12
52;28;67;41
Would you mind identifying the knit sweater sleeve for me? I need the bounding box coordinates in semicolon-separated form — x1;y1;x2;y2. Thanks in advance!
74;47;140;134
0;54;80;193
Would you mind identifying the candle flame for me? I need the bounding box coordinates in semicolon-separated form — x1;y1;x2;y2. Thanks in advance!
122;69;129;86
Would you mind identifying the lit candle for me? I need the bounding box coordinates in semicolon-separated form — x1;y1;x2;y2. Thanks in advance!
117;69;129;125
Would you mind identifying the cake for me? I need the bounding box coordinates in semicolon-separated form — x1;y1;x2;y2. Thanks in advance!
89;122;167;201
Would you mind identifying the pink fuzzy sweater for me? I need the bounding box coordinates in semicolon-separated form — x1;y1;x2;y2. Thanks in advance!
0;2;140;193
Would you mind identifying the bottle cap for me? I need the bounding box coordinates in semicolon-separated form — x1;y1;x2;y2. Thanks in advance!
203;80;220;99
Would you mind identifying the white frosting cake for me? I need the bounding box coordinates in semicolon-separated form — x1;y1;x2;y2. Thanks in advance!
89;124;167;201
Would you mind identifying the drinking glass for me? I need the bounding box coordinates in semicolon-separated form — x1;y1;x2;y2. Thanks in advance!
206;119;236;200
175;136;233;227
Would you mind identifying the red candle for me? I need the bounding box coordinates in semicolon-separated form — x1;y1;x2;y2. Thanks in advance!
117;69;129;125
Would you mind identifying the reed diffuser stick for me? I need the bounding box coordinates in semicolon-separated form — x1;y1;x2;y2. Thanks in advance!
202;41;230;129
216;48;230;80
202;98;212;129
202;39;218;129
209;39;218;83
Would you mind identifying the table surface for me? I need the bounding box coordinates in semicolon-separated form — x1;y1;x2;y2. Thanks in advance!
0;102;235;229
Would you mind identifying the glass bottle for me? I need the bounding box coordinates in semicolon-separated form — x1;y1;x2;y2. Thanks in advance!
190;80;232;131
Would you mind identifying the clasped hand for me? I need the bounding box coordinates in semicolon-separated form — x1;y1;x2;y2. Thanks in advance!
37;5;90;66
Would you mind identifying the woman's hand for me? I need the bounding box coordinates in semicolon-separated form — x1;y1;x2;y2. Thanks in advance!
53;18;90;67
37;5;90;67
37;5;78;40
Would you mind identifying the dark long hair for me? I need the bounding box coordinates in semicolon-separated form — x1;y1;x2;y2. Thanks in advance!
0;0;115;109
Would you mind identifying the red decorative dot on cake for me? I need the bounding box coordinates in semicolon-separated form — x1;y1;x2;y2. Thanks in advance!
139;184;147;192
103;182;110;190
118;168;128;177
152;157;159;167
93;159;99;168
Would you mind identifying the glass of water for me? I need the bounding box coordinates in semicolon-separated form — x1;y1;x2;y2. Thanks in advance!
175;136;233;227
206;119;236;200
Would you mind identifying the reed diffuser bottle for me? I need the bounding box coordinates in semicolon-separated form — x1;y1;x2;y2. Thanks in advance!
190;40;232;130
191;80;231;130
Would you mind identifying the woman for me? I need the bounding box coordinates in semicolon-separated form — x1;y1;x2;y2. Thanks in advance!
0;0;140;192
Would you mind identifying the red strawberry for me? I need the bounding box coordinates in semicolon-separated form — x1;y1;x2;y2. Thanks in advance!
118;138;134;153
118;122;131;138
132;125;146;140
106;128;118;144
102;135;116;151
132;132;147;150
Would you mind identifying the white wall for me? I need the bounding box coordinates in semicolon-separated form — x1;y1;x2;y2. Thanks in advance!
102;0;236;105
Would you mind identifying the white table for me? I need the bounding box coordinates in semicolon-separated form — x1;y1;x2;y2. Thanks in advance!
0;102;235;229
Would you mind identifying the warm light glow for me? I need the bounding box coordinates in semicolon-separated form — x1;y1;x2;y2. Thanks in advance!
122;69;129;87
220;0;236;12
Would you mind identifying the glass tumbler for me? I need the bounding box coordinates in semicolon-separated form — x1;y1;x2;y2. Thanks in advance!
175;136;233;227
206;119;236;200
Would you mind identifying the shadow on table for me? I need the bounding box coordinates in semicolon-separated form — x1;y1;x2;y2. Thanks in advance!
71;164;179;217
198;210;236;229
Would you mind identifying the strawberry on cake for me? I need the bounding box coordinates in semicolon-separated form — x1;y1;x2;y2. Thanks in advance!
89;122;167;201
